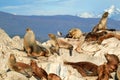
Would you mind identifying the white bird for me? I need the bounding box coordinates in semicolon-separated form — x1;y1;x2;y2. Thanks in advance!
57;31;62;37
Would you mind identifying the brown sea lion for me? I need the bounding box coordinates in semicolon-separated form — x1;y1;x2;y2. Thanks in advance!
24;28;49;57
48;73;62;80
85;31;120;44
8;54;33;78
85;31;107;42
48;33;73;56
98;32;120;43
30;60;48;80
104;53;119;72
96;53;120;80
64;61;98;77
65;28;83;39
28;44;49;57
97;62;110;80
92;12;109;33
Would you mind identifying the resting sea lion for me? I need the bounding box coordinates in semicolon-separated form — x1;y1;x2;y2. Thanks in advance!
8;54;33;78
65;28;83;39
30;60;48;80
48;33;73;56
64;61;98;77
85;31;107;43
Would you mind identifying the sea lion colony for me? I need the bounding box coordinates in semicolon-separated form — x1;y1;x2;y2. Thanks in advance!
5;11;120;80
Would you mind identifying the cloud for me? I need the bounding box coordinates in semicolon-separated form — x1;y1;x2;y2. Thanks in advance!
79;12;94;18
2;5;30;9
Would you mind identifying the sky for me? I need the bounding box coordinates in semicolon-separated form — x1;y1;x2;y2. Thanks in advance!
0;0;120;18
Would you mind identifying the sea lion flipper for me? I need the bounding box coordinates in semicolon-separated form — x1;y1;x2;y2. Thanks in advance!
69;49;72;56
69;45;73;56
6;69;11;72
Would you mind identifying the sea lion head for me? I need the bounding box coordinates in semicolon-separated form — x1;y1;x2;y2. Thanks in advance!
104;53;119;64
104;53;119;72
26;28;31;32
48;33;57;40
102;12;109;18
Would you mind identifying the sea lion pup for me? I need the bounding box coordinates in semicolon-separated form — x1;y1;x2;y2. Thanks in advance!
30;60;48;80
8;54;33;78
48;33;73;56
65;28;83;39
24;28;49;57
92;12;109;33
64;61;98;77
48;73;62;80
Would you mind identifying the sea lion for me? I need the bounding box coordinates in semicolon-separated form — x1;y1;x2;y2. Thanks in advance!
24;28;49;57
28;44;50;57
48;33;73;56
24;28;36;54
97;62;110;80
65;28;83;39
104;53;119;72
97;53;119;80
30;60;48;80
48;73;62;80
64;61;98;77
85;31;120;44
97;32;115;44
48;33;60;55
92;12;109;33
8;54;33;78
85;31;107;41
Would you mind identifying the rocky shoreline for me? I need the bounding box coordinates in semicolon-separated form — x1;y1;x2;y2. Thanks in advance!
0;28;120;80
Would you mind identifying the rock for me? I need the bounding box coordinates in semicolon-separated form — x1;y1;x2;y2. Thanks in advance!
5;71;28;80
0;28;120;80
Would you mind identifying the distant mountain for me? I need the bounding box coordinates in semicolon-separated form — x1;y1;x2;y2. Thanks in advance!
0;11;120;41
110;9;120;21
105;5;120;21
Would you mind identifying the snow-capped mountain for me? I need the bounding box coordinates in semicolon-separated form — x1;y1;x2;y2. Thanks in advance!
78;5;120;21
105;5;120;20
